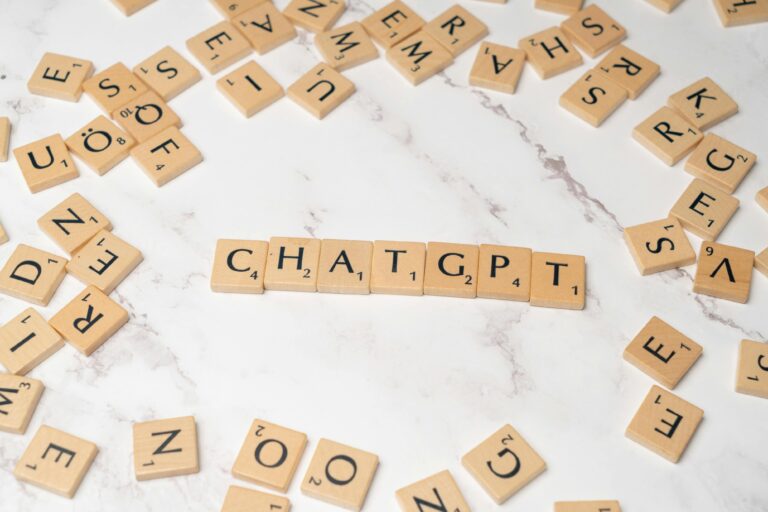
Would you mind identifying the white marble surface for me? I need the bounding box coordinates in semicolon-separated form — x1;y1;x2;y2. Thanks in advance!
0;0;767;510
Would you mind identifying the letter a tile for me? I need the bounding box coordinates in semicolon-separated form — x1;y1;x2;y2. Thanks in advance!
0;374;44;434
287;63;355;119
469;42;526;94
233;2;297;54
133;416;199;480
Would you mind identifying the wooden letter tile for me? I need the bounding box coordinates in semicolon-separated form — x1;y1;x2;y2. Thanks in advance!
14;425;98;497
668;77;738;130
669;178;739;240
370;241;425;295
0;374;44;434
386;31;454;85
469;42;526;94
221;485;292;512
714;0;768;26
645;0;683;13
0;308;63;375
315;22;379;71
0;116;10;162
623;217;695;275
112;90;182;143
110;0;155;15
133;416;199;480
232;419;307;492
518;27;583;79
211;239;268;293
287;63;355;119
186;21;252;74
623;316;702;389
217;61;284;117
13;134;79;193
130;126;203;187
283;0;346;33
423;5;488;57
234;3;297;54
560;5;626;58
559;70;628;127
693;241;753;303
66;230;143;294
736;339;768;399
462;424;546;504
756;247;768;278
530;252;585;310
211;0;268;19
555;501;621;512
0;244;67;306
632;107;702;166
50;285;129;356
27;53;93;102
596;45;659;100
37;192;112;255
535;0;583;15
264;237;321;292
423;242;479;298
317;239;373;294
684;134;755;193
626;385;703;462
301;438;379;511
133;46;202;101
396;470;470;512
362;1;425;48
82;63;148;114
758;187;768;213
477;244;531;301
65;115;136;175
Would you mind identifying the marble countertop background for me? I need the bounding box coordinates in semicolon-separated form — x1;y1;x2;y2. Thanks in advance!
0;0;767;510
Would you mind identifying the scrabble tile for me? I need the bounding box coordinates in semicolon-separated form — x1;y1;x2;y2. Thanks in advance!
217;61;284;117
423;242;479;298
370;241;426;295
530;252;585;310
477;244;531;301
14;425;98;497
301;438;379;511
82;63;148;114
624;316;702;389
596;45;660;99
212;0;269;19
645;0;683;13
684;134;756;193
693;241;753;303
0;308;64;375
0;245;67;306
112;90;182;143
469;42;526;94
284;0;346;33
187;21;252;74
287;63;355;119
668;77;738;130
133;416;199;480
317;239;373;294
423;5;488;57
386;32;454;85
13;134;79;193
27;53;93;102
626;385;703;462
232;419;307;492
264;237;321;292
758;187;768;213
65;115;135;175
130;126;203;187
396;470;470;512
736;339;768;399
50;285;129;355
756;248;768;278
669;179;739;240
555;501;622;512
623;217;696;275
0;374;44;434
0;116;10;162
461;424;546;504
713;0;768;26
535;0;583;15
0;222;8;245
110;0;155;15
315;22;379;71
221;485;292;512
559;70;628;127
211;239;269;293
518;27;583;79
37;193;112;255
234;2;297;54
632;107;703;166
133;46;202;101
66;230;143;294
362;1;425;48
560;5;627;58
